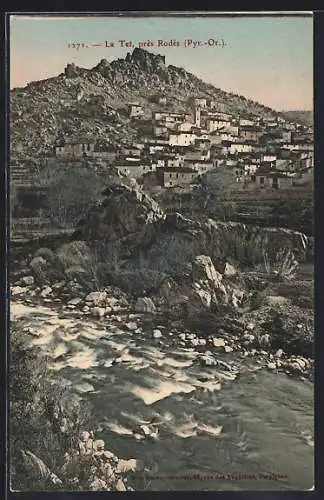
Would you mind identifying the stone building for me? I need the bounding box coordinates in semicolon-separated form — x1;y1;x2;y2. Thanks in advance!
159;166;198;187
127;103;144;118
54;137;96;158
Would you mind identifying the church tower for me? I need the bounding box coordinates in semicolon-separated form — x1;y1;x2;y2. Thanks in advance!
194;106;201;128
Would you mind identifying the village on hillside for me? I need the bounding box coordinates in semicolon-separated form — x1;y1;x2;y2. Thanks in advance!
11;75;313;193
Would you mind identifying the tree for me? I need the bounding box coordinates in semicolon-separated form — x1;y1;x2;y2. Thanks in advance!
38;163;104;228
199;167;237;221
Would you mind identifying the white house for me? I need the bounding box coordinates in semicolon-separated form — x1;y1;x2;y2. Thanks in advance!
262;154;277;163
127;103;144;118
229;143;253;154
243;164;258;174
193;97;207;108
207;119;231;133
239;118;255;126
177;122;194;132
169;132;196;147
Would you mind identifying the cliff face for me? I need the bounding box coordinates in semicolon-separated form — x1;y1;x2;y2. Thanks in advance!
11;48;283;158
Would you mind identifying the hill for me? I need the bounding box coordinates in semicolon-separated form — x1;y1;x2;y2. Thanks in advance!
282;110;313;127
11;48;286;159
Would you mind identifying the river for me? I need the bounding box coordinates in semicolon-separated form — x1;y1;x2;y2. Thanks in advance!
11;301;314;491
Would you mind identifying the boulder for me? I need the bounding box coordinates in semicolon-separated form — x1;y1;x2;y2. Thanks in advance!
232;289;245;308
74;183;163;242
243;333;255;343
125;322;138;331
86;291;108;306
40;286;52;298
224;262;237;277
94;439;105;451
192;255;223;287
211;338;226;348
115;478;127;491
192;288;212;308
199;354;217;367
11;286;27;296
89;477;108;491
91;307;106;318
20;276;34;286
79;430;90;442
115;458;144;474
152;329;162;339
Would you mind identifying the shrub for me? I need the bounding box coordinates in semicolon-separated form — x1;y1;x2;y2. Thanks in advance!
56;241;92;270
33;247;55;263
260;307;314;357
260;248;299;279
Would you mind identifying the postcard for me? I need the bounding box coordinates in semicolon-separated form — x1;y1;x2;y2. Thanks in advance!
8;12;314;492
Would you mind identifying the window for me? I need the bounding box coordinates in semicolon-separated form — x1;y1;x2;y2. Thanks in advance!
82;144;85;151
260;177;265;185
87;143;91;151
169;173;172;178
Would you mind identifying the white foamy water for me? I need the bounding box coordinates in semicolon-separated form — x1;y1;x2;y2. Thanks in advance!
53;343;69;358
161;357;194;369
197;423;223;436
74;381;95;393
11;302;56;319
67;350;98;369
133;380;197;405
103;420;134;436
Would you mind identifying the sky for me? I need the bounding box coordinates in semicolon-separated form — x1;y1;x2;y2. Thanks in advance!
9;14;313;111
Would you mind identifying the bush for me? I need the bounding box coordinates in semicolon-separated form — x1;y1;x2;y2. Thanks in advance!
259;248;299;279
56;241;92;270
258;307;314;357
33;247;55;263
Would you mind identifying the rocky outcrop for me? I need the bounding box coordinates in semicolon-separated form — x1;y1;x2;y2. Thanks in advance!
73;193;310;267
64;63;80;78
73;183;164;244
125;47;166;73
